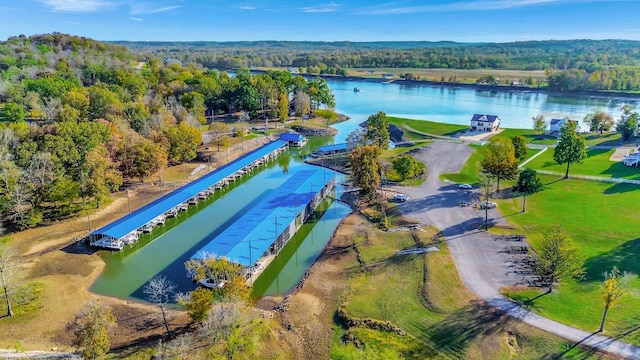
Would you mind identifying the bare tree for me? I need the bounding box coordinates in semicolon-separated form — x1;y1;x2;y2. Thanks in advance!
199;298;244;345
41;97;61;123
143;276;176;337
0;244;18;317
166;332;196;360
293;91;311;117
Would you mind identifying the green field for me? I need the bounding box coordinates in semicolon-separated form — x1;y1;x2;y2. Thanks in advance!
330;225;616;359
347;68;548;85
526;148;640;180
499;175;640;343
494;128;558;145
388;117;468;137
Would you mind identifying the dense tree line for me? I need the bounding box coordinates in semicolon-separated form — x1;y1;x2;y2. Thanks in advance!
0;33;334;230
114;39;640;91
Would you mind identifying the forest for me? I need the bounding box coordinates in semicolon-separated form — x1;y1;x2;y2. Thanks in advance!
114;39;640;91
0;33;335;231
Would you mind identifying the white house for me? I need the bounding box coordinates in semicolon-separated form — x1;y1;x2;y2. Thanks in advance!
470;114;500;132
548;117;580;138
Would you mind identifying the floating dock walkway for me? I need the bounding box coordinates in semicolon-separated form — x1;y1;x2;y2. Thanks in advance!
89;140;289;250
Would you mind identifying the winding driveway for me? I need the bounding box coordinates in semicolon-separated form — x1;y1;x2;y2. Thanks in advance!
392;141;640;359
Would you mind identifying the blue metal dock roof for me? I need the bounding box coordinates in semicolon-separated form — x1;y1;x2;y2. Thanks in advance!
191;168;334;266
91;140;288;240
318;143;349;153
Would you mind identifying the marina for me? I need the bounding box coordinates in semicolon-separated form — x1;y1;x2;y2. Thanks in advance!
190;168;337;281
88;140;289;251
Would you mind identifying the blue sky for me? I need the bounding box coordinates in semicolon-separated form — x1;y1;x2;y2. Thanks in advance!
1;0;640;42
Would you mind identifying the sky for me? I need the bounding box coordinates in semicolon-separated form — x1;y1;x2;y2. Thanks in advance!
1;0;640;42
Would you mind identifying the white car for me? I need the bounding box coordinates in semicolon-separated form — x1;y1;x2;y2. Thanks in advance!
480;201;497;209
458;184;472;189
393;194;409;202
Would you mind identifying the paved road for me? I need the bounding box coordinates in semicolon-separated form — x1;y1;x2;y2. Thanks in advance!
392;141;640;359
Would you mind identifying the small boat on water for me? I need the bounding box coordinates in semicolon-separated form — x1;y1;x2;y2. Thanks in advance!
353;87;360;92
197;278;225;289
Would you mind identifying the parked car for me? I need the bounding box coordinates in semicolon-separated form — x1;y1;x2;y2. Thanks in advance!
458;183;472;189
480;201;497;209
393;194;409;202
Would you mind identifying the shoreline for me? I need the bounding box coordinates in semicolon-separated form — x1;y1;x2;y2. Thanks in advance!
250;69;640;100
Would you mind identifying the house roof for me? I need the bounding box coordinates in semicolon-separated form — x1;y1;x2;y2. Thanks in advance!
318;143;349;153
550;117;572;126
279;132;306;142
471;114;500;123
90;140;288;240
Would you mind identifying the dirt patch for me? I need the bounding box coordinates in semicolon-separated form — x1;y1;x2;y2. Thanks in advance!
277;214;364;359
0;185;179;352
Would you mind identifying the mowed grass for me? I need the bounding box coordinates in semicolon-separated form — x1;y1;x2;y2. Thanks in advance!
526;148;640;180
584;132;622;147
388;116;468;137
347;68;548;85
332;225;614;359
494;128;558;145
499;174;640;342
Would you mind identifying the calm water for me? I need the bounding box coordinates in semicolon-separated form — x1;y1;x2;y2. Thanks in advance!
327;79;640;143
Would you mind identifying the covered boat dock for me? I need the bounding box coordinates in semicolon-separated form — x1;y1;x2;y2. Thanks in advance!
190;168;336;276
89;140;289;250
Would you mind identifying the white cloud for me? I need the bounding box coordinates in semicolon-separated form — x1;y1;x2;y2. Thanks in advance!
236;5;256;10
361;0;575;15
129;17;143;21
130;2;181;15
40;0;117;12
301;2;339;13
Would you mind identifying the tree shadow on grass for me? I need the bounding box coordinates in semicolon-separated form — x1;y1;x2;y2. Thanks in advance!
544;177;567;186
507;288;551;312
604;181;640;194
583;238;640;282
412;300;513;358
539;331;601;360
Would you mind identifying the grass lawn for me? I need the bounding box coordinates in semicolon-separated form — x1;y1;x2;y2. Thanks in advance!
584;132;622;147
331;225;615;359
347;68;548;85
526;148;640;180
494;128;558;145
499;174;640;343
388;117;468;137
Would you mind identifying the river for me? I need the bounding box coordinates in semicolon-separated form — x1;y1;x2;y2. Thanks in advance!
327;78;640;143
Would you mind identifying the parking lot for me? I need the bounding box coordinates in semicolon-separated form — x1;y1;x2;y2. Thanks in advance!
390;141;540;297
